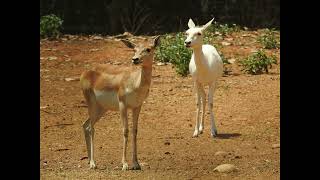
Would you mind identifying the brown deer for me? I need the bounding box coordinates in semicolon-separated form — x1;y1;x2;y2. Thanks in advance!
80;36;160;170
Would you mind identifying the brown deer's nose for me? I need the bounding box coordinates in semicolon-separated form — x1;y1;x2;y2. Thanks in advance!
132;58;140;64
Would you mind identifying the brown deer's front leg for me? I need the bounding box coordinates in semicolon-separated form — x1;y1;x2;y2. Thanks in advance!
132;106;142;170
119;101;129;170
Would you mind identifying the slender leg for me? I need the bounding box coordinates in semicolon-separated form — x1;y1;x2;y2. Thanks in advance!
208;83;218;137
119;101;129;170
193;82;202;137
82;105;104;169
199;86;206;134
132;106;142;170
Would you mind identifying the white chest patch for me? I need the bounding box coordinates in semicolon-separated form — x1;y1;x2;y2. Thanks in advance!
94;90;119;110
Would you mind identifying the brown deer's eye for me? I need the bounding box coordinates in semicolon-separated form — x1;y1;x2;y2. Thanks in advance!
146;48;151;52
197;32;202;36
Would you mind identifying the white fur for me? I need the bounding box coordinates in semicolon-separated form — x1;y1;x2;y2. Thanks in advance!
185;18;223;137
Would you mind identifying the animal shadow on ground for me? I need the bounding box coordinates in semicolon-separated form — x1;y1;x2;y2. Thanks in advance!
215;133;241;139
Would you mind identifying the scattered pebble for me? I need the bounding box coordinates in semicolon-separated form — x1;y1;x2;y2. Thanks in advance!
47;56;57;61
65;77;80;82
214;164;236;173
93;36;103;40
214;151;228;157
272;143;280;149
221;41;231;46
156;62;166;66
228;58;236;64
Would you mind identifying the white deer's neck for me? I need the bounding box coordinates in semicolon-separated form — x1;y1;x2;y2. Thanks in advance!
192;45;205;68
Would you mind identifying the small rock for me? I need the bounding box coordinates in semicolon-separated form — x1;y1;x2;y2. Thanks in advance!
47;56;57;61
140;162;149;167
93;36;103;40
272;143;280;149
221;41;231;46
228;58;236;64
40;57;45;60
165;152;170;155
156;62;166;66
80;157;88;160
164;141;170;145
40;106;48;109
251;49;258;53
113;61;122;65
89;48;100;52
78;164;81;168
65;77;80;82
213;164;236;173
214;151;228;157
225;38;234;41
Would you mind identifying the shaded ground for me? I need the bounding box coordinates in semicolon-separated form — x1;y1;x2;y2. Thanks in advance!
40;30;280;179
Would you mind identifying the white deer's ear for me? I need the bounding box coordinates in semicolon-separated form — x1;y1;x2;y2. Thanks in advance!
202;18;214;30
188;18;196;28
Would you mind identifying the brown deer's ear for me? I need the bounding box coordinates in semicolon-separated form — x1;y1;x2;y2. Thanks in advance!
120;39;136;49
153;36;161;47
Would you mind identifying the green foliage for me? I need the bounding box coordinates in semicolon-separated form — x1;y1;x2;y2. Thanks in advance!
206;22;241;36
240;49;277;74
40;14;63;39
257;29;280;49
155;32;192;76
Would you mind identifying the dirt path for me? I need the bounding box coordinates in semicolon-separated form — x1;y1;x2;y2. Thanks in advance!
40;31;280;179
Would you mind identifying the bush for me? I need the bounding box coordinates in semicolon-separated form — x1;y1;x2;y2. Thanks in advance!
257;29;279;49
40;14;63;39
155;32;192;76
206;22;241;36
239;49;277;74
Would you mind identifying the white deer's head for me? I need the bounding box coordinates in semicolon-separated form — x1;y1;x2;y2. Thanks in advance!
184;18;214;48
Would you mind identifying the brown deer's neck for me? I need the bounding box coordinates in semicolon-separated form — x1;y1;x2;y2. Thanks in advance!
141;63;152;86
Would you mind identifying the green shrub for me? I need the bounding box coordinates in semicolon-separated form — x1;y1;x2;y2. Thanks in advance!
40;14;63;39
155;29;228;77
155;33;192;76
206;22;241;36
258;29;279;49
240;49;277;74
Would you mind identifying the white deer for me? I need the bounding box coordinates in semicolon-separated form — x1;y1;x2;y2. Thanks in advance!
184;18;223;137
80;36;160;170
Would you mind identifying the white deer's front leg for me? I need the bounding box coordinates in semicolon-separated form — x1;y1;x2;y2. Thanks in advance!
208;83;218;137
119;101;129;170
193;83;201;137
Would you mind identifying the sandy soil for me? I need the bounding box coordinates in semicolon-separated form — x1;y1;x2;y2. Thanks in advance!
40;30;280;179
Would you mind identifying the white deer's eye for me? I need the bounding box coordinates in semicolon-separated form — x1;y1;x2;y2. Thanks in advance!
197;32;202;36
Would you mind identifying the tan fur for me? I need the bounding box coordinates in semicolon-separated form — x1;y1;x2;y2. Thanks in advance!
81;36;160;170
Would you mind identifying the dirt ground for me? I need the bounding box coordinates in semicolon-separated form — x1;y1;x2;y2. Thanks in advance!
40;30;280;179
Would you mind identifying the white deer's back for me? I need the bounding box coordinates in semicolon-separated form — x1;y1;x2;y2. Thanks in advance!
189;44;223;84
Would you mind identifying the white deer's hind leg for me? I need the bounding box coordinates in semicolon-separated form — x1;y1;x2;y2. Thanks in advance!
199;86;206;134
119;101;129;170
132;106;142;170
208;83;218;137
